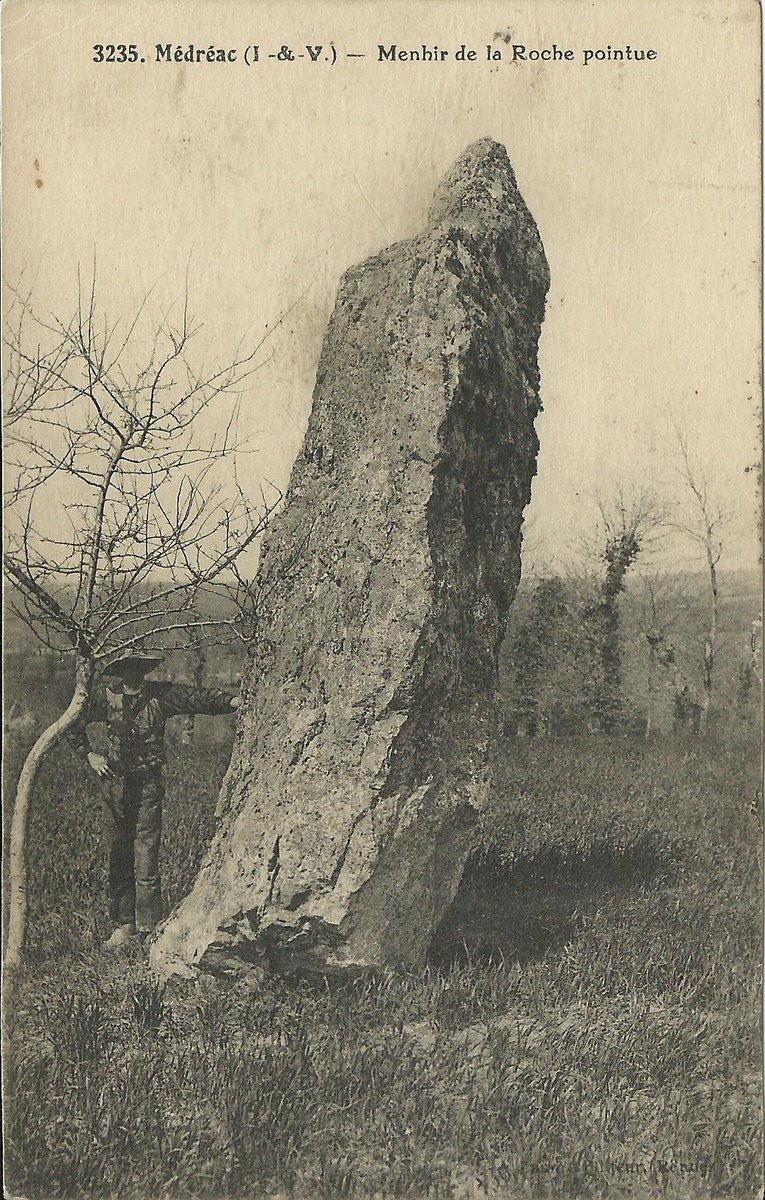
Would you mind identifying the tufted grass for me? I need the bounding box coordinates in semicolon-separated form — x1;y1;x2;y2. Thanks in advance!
2;725;762;1199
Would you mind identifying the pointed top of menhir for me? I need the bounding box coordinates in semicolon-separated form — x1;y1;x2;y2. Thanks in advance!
427;138;521;226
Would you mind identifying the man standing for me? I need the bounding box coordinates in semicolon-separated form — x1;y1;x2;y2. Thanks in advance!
68;653;239;949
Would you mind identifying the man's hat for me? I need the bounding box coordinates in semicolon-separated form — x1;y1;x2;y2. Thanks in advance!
103;653;165;678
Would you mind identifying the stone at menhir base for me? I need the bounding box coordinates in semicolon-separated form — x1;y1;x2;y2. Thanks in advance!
150;138;550;980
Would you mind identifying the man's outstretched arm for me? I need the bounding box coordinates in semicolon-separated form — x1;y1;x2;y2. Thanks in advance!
159;684;240;718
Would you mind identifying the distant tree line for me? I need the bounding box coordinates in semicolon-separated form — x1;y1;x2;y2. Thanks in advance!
502;472;758;739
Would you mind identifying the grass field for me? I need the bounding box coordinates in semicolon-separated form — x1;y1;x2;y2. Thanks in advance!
3;720;762;1199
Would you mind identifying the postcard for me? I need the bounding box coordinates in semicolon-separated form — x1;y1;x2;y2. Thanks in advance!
3;3;761;1198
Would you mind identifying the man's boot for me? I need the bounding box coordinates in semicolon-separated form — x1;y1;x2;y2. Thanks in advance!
102;922;137;949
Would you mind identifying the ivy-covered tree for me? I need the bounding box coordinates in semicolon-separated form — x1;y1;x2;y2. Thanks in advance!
581;490;665;732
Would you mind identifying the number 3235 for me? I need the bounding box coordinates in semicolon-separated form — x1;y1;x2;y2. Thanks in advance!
93;45;142;62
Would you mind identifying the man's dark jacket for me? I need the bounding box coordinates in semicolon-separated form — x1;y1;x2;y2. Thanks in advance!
68;680;235;776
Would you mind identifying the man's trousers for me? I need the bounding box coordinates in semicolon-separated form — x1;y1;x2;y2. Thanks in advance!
103;772;163;931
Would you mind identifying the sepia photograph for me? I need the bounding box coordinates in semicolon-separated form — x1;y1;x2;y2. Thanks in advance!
2;2;762;1197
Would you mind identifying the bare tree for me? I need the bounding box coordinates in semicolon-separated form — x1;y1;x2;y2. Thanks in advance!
633;571;694;737
2;271;286;978
669;432;731;730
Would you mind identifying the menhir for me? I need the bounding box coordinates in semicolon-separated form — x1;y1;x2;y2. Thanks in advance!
150;138;550;979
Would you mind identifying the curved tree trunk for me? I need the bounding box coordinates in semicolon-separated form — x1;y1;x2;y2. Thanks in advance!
699;554;719;733
4;656;94;988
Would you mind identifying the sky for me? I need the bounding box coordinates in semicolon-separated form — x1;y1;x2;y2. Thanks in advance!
3;0;762;575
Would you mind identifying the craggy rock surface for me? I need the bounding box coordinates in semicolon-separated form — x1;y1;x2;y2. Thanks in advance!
151;139;549;979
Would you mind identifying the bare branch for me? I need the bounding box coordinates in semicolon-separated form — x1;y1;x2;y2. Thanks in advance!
3;554;86;651
3;269;294;666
